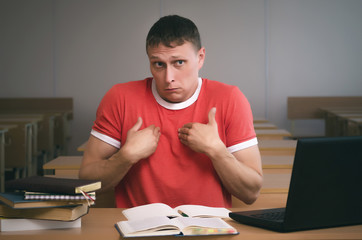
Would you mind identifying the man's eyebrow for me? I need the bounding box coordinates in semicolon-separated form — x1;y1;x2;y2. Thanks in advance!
149;56;160;60
149;55;184;60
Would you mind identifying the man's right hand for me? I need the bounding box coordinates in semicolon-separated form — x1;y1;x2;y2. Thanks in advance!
120;117;161;164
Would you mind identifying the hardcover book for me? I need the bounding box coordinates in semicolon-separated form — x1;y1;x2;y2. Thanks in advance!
0;202;89;221
5;176;101;194
0;217;81;232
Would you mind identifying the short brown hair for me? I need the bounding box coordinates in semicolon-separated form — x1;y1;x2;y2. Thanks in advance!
146;15;201;52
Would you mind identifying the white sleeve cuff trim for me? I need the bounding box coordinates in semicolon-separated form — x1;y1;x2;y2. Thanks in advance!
227;138;258;153
91;129;121;149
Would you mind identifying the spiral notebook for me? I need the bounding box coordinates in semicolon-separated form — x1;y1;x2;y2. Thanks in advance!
24;192;96;201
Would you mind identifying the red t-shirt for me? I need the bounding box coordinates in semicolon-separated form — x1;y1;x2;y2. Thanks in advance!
92;77;257;208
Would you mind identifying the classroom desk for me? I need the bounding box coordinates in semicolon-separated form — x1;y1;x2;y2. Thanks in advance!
0;119;35;178
0;111;65;161
261;155;294;169
346;117;362;136
255;129;291;140
0;127;7;192
320;107;362;137
2;194;362;240
43;156;82;176
261;169;291;194
258;140;297;156
44;155;292;208
253;122;277;129
77;141;87;152
78;139;298;155
253;118;269;123
0;114;45;175
0;125;17;192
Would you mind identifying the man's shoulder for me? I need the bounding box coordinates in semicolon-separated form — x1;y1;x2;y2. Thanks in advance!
202;78;239;93
111;78;152;91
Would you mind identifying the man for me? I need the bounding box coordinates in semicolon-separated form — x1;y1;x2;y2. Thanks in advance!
79;15;263;208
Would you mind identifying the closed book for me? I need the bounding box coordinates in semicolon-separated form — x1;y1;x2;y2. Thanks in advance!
0;192;85;209
0;217;81;232
0;202;89;221
5;176;101;194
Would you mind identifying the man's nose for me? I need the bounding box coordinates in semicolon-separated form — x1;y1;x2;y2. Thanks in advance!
165;67;175;84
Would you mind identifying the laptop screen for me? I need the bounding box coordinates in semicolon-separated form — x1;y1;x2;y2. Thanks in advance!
284;136;362;230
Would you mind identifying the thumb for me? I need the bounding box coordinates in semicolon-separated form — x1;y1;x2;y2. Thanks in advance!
208;107;217;126
130;117;143;132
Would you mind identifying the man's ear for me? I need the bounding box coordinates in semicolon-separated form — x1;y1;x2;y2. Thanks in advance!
198;47;206;70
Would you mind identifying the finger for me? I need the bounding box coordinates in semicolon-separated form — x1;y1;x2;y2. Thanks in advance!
181;122;193;129
178;127;189;134
130;117;143;132
178;132;188;142
154;126;161;139
208;107;217;126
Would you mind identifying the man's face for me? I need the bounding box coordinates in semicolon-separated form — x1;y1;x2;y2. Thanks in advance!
147;41;205;103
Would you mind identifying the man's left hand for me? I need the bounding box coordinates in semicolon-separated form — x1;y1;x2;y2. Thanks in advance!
178;107;224;154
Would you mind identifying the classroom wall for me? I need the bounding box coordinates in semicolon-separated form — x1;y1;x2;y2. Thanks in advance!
1;0;362;155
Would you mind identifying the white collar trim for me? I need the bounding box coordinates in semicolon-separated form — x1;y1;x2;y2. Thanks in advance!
151;77;202;110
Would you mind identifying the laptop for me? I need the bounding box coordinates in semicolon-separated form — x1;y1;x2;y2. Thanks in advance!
229;136;362;232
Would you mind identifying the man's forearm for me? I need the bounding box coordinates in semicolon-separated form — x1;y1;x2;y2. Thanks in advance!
206;145;263;205
79;148;134;192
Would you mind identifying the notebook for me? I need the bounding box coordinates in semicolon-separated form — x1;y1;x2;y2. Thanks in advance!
229;136;362;232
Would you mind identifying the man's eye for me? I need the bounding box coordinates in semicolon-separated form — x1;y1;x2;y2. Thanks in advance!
154;62;164;68
175;60;185;66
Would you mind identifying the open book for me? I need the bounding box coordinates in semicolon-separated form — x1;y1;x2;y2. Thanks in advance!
115;215;238;237
122;203;231;220
115;203;238;237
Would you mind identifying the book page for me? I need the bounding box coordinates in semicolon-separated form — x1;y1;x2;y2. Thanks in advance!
122;203;181;221
176;217;238;236
116;216;181;237
174;205;231;218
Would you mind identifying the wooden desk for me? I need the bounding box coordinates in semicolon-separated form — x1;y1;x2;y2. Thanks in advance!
44;155;292;208
261;169;291;194
346;117;362;136
0;113;57;166
0;125;17;192
43;156;82;176
320;107;362;137
77;141;87;152
0;98;74;156
2;194;362;240
0;119;35;177
78;139;298;155
260;155;294;194
253;118;269;123
261;155;294;169
258;140;297;156
256;129;291;140
254;123;277;129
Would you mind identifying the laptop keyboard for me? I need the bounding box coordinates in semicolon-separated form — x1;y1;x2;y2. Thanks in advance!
250;209;285;221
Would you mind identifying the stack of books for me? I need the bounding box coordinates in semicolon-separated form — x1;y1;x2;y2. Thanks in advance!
0;176;101;232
